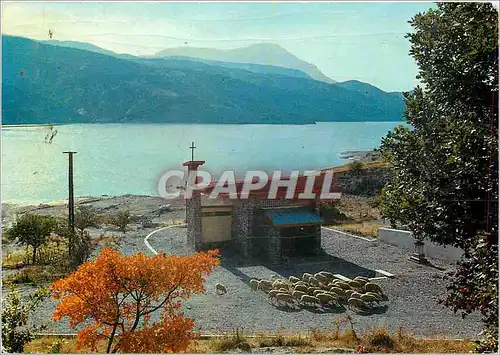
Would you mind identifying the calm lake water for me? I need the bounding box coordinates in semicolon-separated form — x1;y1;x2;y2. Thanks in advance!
1;122;404;204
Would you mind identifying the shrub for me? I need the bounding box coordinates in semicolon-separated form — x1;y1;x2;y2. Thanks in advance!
256;332;310;348
366;194;382;208
211;328;250;352
332;316;359;346
54;222;93;268
74;206;100;233
319;202;348;224
2;250;29;269
5;264;71;286
284;335;312;347
365;329;394;351
47;338;68;353
108;210;132;233
1;285;48;353
137;215;155;228
349;160;364;176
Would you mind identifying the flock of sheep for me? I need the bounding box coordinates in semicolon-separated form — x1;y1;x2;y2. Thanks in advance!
248;271;386;313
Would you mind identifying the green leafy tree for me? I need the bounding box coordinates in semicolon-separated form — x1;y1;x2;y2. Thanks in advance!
109;209;132;233
380;3;498;351
1;285;48;353
74;205;100;233
7;214;57;264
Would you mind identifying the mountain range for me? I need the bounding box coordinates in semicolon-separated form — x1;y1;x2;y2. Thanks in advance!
154;43;335;84
3;36;405;125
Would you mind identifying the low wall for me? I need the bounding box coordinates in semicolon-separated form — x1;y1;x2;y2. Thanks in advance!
378;227;463;263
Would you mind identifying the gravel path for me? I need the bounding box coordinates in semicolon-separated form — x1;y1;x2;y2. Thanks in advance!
146;227;482;338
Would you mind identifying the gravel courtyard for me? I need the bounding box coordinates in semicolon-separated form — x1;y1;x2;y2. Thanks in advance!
11;196;481;338
145;226;483;338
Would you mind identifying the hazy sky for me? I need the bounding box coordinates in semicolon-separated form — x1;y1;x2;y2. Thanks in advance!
2;1;439;92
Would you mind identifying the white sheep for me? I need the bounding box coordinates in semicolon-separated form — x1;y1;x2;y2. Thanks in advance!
272;279;285;287
361;293;380;303
344;289;355;299
300;294;321;307
259;280;273;292
315;289;338;298
365;282;383;296
272;282;289;291
354;276;369;284
316;293;340;307
292;290;307;300
365;291;383;301
307;286;320;295
309;277;321;287
347;297;368;311
319;283;331;291
313;289;325;297
268;289;281;298
215;283;227;295
302;272;313;282
314;273;329;284
267;289;282;303
249;279;260;291
336;281;352;290
330;287;346;299
325;290;342;299
292;281;307;287
289;276;301;283
294;284;308;293
275;292;295;307
350;291;363;299
319;271;335;280
348;280;364;290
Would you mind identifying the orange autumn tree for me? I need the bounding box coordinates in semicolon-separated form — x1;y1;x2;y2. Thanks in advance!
51;248;220;353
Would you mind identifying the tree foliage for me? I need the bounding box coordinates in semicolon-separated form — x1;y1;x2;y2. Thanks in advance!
1;285;48;353
380;3;498;351
109;210;132;233
7;214;57;264
54;219;93;268
51;248;220;353
74;206;100;233
348;160;364;176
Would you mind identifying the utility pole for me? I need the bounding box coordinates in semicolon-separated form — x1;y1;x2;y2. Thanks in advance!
63;151;77;233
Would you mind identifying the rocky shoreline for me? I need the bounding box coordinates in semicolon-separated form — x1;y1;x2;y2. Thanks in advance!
1;194;186;228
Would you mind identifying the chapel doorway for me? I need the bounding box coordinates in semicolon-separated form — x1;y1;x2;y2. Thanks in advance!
280;225;318;257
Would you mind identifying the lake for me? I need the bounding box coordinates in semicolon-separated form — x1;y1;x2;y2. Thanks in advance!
1;122;404;204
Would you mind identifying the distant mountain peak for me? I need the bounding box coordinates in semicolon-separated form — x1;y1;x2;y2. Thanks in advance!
154;43;335;84
245;42;287;50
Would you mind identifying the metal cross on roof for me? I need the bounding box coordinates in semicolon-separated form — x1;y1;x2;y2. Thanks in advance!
190;141;196;162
